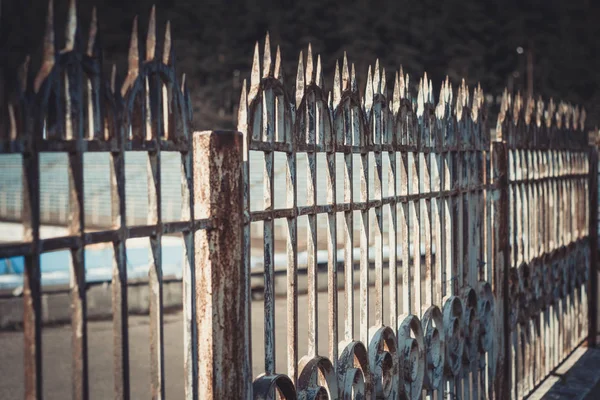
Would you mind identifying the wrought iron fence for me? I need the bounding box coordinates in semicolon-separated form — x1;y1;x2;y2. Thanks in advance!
0;3;598;400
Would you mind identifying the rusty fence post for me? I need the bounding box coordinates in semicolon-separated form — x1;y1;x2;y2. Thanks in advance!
492;140;511;400
193;130;251;399
589;137;598;347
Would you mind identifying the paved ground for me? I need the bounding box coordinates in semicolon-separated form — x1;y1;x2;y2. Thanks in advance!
0;278;598;399
0;286;389;399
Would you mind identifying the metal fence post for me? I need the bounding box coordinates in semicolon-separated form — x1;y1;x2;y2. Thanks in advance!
193;130;250;399
492;139;510;400
589;134;598;348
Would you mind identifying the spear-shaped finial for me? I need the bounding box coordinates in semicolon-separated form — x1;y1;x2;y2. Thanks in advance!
295;50;304;109
364;65;373;113
163;21;172;65
248;41;260;104
34;0;55;93
237;79;248;134
342;52;349;91
146;6;156;61
63;0;77;53
87;7;97;57
305;43;314;84
392;71;400;115
121;16;139;97
373;59;380;95
274;45;282;81
350;63;357;93
315;54;323;87
333;60;341;109
263;32;271;78
417;77;424;117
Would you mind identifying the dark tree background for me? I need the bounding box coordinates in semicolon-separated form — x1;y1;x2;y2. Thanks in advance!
1;0;599;130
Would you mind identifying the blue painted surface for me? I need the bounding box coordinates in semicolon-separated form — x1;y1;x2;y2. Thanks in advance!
0;244;184;290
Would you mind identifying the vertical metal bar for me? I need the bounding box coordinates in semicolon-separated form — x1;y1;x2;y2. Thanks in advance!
373;105;384;326
263;88;277;371
326;117;338;370
343;105;354;342
359;147;369;344
238;81;253;399
589;143;598;347
22;137;42;400
492;140;510;400
110;101;130;400
194;130;248;399
64;50;89;399
285;118;298;382
146;74;165;399
307;92;318;356
388;149;398;329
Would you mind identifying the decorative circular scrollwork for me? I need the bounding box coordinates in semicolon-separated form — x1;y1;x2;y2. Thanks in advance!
443;296;464;377
338;340;371;399
368;325;399;398
397;314;425;400
297;355;339;399
253;373;298;400
421;305;445;391
462;287;480;365
478;282;495;354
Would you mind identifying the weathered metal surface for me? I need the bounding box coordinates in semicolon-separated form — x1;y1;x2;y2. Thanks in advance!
193;130;249;398
0;5;596;399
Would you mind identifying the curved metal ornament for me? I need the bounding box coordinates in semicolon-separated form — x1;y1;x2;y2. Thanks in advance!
297;355;339;400
478;282;495;354
397;314;425;400
338;340;372;400
421;305;445;391
368;325;400;399
462;287;480;365
443;296;464;377
253;373;298;400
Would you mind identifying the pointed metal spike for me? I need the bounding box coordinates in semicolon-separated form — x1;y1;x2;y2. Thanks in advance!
399;65;404;81
405;74;410;99
146;6;156;61
351;64;358;93
248;41;260;104
333;60;341;108
342;52;349;90
392;71;400;113
423;72;429;101
120;16;139;97
63;0;77;53
365;65;373;112
163;21;171;65
381;68;387;97
435;79;445;119
181;73;186;93
263;32;271;78
128;16;139;73
428;79;433;104
237;79;248;132
417;78;424;117
295;51;304;109
373;59;380;95
34;0;55;93
110;64;116;94
87;7;97;57
305;43;314;84
315;54;322;87
398;70;405;100
274;45;282;80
